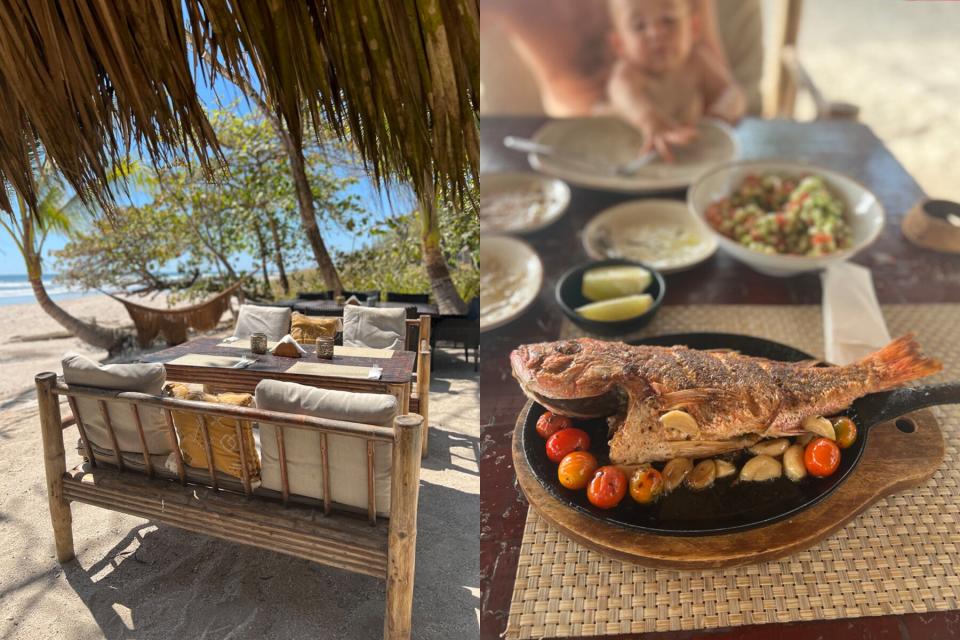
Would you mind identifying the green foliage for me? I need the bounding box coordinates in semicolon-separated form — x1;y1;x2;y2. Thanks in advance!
327;181;479;301
53;107;363;302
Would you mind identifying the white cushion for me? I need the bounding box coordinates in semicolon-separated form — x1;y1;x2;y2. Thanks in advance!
255;379;397;516
342;306;406;351
62;353;171;455
233;304;292;341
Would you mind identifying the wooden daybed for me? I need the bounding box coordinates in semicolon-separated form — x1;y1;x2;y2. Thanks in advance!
36;372;424;639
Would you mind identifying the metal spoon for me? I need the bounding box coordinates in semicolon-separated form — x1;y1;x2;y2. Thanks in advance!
503;136;657;176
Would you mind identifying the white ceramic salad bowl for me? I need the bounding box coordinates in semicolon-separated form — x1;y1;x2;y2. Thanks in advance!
687;160;885;277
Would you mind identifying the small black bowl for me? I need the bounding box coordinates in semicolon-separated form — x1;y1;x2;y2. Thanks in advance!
555;258;666;336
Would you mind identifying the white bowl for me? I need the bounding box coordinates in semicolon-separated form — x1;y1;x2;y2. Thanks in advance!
480;172;570;234
687;160;885;277
582;199;717;273
480;236;543;332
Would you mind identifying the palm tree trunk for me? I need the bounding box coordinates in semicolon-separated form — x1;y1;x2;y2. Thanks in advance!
267;216;290;294
214;60;344;295
26;255;126;354
418;182;466;315
252;223;272;296
286;133;343;295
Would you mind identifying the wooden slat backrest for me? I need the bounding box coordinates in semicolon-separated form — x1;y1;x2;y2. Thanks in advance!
49;378;398;522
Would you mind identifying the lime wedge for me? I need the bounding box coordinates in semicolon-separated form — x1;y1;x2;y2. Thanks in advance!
575;294;654;321
581;266;652;301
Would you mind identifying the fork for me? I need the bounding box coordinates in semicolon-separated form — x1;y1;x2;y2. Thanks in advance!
503;136;658;176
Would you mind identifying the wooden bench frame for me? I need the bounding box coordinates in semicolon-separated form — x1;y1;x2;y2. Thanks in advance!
405;315;431;457
36;372;424;639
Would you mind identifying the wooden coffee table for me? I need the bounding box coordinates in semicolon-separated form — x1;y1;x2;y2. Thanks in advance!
141;337;416;413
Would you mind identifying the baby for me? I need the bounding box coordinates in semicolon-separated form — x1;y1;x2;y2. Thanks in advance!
606;0;744;160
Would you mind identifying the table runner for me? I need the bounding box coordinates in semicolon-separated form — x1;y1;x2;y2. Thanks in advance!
167;354;245;368
217;338;279;351
285;362;377;379
505;304;960;638
217;340;394;359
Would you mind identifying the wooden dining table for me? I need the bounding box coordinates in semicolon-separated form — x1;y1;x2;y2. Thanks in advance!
480;116;960;640
140;336;417;413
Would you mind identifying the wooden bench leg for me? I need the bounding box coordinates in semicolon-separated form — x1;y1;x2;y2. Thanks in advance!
384;414;423;640
36;372;75;563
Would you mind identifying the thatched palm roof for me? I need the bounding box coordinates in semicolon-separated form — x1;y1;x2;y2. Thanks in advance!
0;1;478;214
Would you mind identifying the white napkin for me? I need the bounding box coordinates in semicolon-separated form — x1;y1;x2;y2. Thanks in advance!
345;295;362;306
273;334;307;355
821;263;891;365
367;364;383;380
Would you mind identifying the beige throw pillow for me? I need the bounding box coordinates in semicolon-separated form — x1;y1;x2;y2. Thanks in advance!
61;353;171;455
342;306;406;351
232;304;291;341
255;379;397;516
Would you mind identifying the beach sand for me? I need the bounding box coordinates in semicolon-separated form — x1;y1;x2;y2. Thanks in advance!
0;295;479;639
0;293;186;410
796;0;960;201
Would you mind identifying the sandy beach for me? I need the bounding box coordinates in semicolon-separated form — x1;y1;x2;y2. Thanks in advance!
0;295;479;639
0;293;186;409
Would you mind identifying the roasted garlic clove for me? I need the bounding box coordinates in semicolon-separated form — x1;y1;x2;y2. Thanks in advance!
714;459;737;479
783;444;807;482
662;457;694;492
659;410;700;437
748;438;790;457
739;454;782;482
802;416;836;440
686;459;717;490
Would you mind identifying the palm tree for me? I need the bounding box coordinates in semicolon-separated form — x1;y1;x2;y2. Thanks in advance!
0;167;128;354
417;172;468;314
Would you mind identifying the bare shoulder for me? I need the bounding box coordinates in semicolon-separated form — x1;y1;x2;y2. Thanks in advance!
608;60;646;92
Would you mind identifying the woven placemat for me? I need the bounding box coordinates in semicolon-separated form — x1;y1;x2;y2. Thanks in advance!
506;304;960;638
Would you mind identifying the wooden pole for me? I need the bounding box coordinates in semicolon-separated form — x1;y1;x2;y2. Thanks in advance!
36;372;75;563
417;317;432;459
130;404;154;477
67;395;96;467
384;414;423;640
767;0;804;118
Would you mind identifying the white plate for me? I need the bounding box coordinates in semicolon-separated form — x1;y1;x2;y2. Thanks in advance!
480;172;571;234
480;236;543;332
582;199;718;273
528;117;738;193
688;160;885;277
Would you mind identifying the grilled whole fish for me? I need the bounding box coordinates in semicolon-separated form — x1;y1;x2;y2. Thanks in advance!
510;334;942;464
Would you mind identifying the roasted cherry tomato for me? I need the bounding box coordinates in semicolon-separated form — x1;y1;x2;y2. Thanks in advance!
557;451;599;490
536;411;573;439
545;428;591;464
833;416;858;449
629;467;664;504
586;466;627;510
804;437;840;477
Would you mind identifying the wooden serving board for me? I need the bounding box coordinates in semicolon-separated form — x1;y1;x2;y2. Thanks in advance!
512;401;945;569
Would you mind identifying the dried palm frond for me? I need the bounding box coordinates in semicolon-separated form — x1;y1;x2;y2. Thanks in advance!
0;0;479;215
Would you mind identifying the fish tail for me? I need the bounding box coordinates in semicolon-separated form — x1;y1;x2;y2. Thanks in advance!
860;333;942;391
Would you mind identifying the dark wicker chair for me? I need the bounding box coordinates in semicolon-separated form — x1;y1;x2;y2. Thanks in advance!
385;292;431;304
296;290;380;303
433;297;479;370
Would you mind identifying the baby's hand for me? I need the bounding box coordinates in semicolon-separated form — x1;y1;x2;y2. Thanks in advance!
636;110;698;163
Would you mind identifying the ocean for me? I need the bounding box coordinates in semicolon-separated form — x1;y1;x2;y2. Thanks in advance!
0;274;94;307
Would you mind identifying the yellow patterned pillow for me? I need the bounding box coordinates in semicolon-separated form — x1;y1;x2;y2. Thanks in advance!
166;383;260;481
290;312;340;344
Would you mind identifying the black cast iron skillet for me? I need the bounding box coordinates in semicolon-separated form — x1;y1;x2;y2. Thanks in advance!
521;332;960;536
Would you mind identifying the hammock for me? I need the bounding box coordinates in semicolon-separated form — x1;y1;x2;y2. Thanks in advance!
109;282;243;347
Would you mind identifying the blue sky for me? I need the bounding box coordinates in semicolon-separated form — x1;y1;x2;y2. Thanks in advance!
0;70;414;276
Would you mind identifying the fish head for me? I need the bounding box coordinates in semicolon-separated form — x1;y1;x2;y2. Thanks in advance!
510;338;631;418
